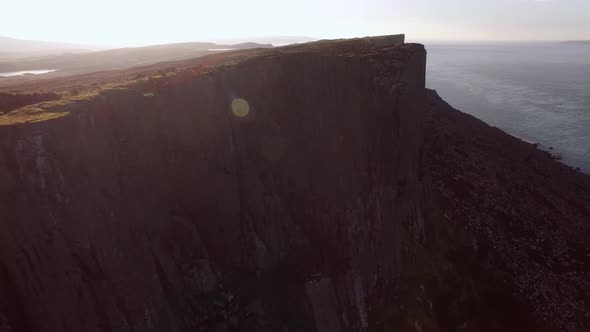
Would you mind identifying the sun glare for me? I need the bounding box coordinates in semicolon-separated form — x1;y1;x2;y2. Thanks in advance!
231;98;250;118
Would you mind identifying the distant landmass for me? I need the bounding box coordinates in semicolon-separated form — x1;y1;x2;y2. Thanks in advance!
562;40;590;45
0;41;273;80
0;35;311;60
0;36;98;59
211;35;316;46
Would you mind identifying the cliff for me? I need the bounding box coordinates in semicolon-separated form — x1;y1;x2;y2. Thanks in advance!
0;35;588;332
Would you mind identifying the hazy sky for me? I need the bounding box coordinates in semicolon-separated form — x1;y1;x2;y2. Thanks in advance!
2;0;589;46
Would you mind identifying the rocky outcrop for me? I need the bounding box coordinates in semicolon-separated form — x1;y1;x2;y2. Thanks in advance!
0;35;588;332
422;90;590;332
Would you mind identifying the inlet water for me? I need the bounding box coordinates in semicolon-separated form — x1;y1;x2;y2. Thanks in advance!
0;69;57;77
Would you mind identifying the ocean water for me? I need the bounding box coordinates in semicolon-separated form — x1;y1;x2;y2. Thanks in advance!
425;42;590;173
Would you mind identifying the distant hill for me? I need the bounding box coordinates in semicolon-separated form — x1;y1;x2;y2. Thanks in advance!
211;35;316;46
0;41;273;77
0;36;96;58
562;40;590;45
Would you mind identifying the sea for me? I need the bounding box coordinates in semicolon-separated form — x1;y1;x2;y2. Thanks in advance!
424;42;590;173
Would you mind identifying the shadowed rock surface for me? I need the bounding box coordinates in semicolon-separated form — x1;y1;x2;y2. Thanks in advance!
0;35;588;332
0;92;60;114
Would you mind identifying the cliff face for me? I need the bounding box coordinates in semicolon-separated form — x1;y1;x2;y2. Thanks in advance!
0;35;588;332
0;36;429;332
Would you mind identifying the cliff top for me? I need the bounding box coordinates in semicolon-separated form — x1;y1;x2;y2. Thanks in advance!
0;34;415;126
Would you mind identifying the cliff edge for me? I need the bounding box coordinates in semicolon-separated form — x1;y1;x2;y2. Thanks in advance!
0;35;588;332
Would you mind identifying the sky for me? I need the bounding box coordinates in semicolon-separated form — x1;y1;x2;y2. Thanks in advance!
1;0;589;46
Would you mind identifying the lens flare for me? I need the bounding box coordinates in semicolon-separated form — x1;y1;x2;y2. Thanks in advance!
231;98;250;118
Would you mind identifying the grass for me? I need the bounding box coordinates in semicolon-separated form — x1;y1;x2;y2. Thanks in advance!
0;106;70;126
0;66;193;126
0;77;158;126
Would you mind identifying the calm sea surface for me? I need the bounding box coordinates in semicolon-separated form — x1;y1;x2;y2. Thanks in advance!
425;42;590;172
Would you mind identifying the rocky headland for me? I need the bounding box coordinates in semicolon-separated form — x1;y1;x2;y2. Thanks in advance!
0;35;588;332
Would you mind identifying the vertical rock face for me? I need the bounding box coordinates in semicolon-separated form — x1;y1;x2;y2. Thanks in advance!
0;37;431;332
